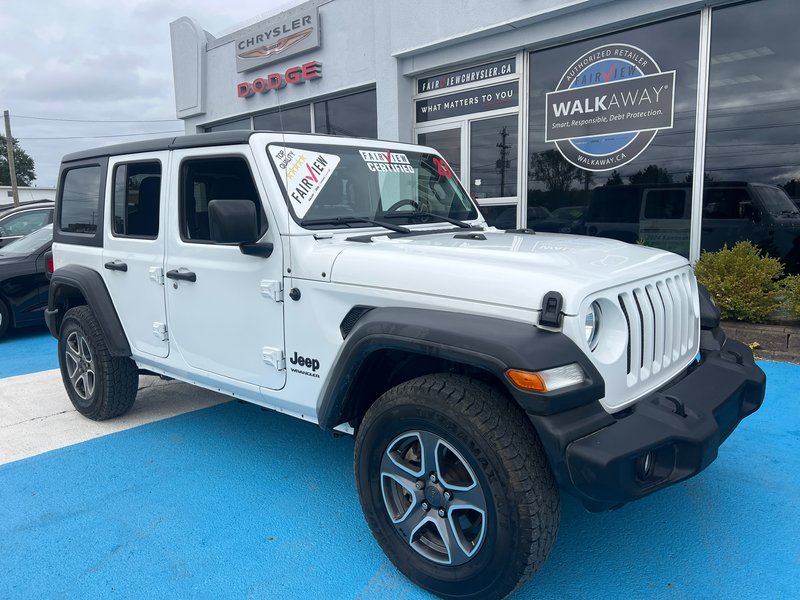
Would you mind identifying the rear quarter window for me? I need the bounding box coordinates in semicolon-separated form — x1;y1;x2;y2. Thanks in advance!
60;166;102;234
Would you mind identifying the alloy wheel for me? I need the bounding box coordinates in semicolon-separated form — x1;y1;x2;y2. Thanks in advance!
64;330;96;400
380;430;488;566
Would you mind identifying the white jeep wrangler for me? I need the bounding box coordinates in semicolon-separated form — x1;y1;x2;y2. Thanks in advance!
47;131;766;600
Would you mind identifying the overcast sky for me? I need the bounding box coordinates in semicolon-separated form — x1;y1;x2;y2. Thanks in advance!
1;0;296;187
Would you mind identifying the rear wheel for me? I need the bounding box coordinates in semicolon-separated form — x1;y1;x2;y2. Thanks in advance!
355;374;559;600
58;305;138;420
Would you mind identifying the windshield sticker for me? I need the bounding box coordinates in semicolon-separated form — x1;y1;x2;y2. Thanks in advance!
359;150;414;173
432;157;454;178
269;145;340;218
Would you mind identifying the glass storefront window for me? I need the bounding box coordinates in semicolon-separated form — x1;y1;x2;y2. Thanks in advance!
480;204;517;229
417;128;462;179
528;15;700;255
206;89;376;137
470;115;518;199
702;0;800;274
253;105;312;133
314;89;377;138
205;117;251;132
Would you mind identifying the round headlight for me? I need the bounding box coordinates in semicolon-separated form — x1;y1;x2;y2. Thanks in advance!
585;301;601;350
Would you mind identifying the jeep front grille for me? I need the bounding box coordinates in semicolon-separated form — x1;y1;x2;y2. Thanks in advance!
616;270;697;387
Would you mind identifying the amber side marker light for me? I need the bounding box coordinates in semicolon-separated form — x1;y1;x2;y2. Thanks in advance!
506;363;586;393
506;369;548;392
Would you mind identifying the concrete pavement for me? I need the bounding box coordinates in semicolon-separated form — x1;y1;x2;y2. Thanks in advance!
0;369;227;465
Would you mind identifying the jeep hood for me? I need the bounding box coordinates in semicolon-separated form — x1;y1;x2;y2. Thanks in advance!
329;230;689;314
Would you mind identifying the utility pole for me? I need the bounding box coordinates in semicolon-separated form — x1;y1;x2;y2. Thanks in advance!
496;127;510;197
3;111;20;207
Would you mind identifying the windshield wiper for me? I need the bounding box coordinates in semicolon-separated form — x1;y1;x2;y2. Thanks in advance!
382;211;475;229
300;216;410;234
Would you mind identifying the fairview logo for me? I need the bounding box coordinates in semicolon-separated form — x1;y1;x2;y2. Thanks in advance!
269;145;340;218
358;150;411;164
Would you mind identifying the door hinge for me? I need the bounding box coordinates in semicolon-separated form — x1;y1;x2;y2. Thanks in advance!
260;280;283;302
149;267;165;285
262;347;286;371
153;322;168;341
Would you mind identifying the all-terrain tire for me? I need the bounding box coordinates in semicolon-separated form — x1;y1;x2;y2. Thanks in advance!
58;305;138;420
355;373;560;600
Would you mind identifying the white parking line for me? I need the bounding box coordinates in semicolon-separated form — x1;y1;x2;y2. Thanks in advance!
0;370;227;465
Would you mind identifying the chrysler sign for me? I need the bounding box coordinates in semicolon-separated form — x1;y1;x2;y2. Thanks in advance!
235;4;320;73
545;43;675;171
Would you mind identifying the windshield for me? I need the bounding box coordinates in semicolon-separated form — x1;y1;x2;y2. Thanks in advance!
0;224;52;256
753;185;800;217
268;143;479;228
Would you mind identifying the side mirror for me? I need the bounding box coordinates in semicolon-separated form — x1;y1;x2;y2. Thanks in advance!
208;199;259;244
207;199;273;258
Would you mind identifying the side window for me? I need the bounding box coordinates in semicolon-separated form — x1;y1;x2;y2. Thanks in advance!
643;190;688;219
0;210;49;237
702;188;750;220
179;157;267;243
60;166;102;234
112;161;161;238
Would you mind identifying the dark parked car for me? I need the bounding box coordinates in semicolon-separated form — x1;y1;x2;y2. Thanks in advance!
0;224;53;339
0;200;54;248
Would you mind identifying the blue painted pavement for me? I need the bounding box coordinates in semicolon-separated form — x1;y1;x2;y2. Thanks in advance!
0;361;797;599
0;326;58;379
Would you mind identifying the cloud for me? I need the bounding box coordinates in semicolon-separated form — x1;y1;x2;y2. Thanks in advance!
0;0;288;185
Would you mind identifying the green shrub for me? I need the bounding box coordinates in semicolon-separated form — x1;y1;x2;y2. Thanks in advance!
780;275;800;320
694;241;783;322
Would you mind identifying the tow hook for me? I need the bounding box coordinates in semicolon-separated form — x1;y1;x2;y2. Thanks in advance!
663;395;687;418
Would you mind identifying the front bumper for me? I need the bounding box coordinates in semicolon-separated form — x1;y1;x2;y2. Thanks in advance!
529;336;766;511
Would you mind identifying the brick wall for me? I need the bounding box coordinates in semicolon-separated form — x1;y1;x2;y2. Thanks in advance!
722;321;800;363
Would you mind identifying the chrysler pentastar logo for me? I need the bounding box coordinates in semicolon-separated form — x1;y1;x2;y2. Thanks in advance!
238;27;313;61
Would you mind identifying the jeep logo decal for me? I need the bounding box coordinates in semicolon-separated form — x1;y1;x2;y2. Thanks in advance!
289;351;320;377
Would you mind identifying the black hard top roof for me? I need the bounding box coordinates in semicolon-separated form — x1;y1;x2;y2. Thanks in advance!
62;130;257;163
61;130;426;163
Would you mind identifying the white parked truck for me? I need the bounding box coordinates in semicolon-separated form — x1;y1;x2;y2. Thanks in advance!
47;131;766;599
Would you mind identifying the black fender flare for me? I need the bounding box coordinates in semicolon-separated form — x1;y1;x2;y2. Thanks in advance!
316;307;604;430
46;265;131;357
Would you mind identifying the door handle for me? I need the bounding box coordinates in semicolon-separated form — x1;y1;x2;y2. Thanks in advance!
166;269;197;282
104;260;128;272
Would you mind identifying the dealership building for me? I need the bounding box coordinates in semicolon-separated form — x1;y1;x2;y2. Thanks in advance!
170;0;800;270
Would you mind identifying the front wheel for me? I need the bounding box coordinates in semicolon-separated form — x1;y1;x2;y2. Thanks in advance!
58;305;138;420
355;374;560;600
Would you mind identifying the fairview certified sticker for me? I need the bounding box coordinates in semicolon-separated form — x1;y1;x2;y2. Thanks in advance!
359;150;414;173
269;146;340;217
544;43;675;171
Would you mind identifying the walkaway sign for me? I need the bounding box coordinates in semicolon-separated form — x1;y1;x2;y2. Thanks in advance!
545;43;675;171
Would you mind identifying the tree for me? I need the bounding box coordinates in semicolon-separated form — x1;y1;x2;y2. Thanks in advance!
604;170;623;186
628;164;671;185
530;149;582;192
684;171;714;184
781;178;800;199
0;135;36;186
